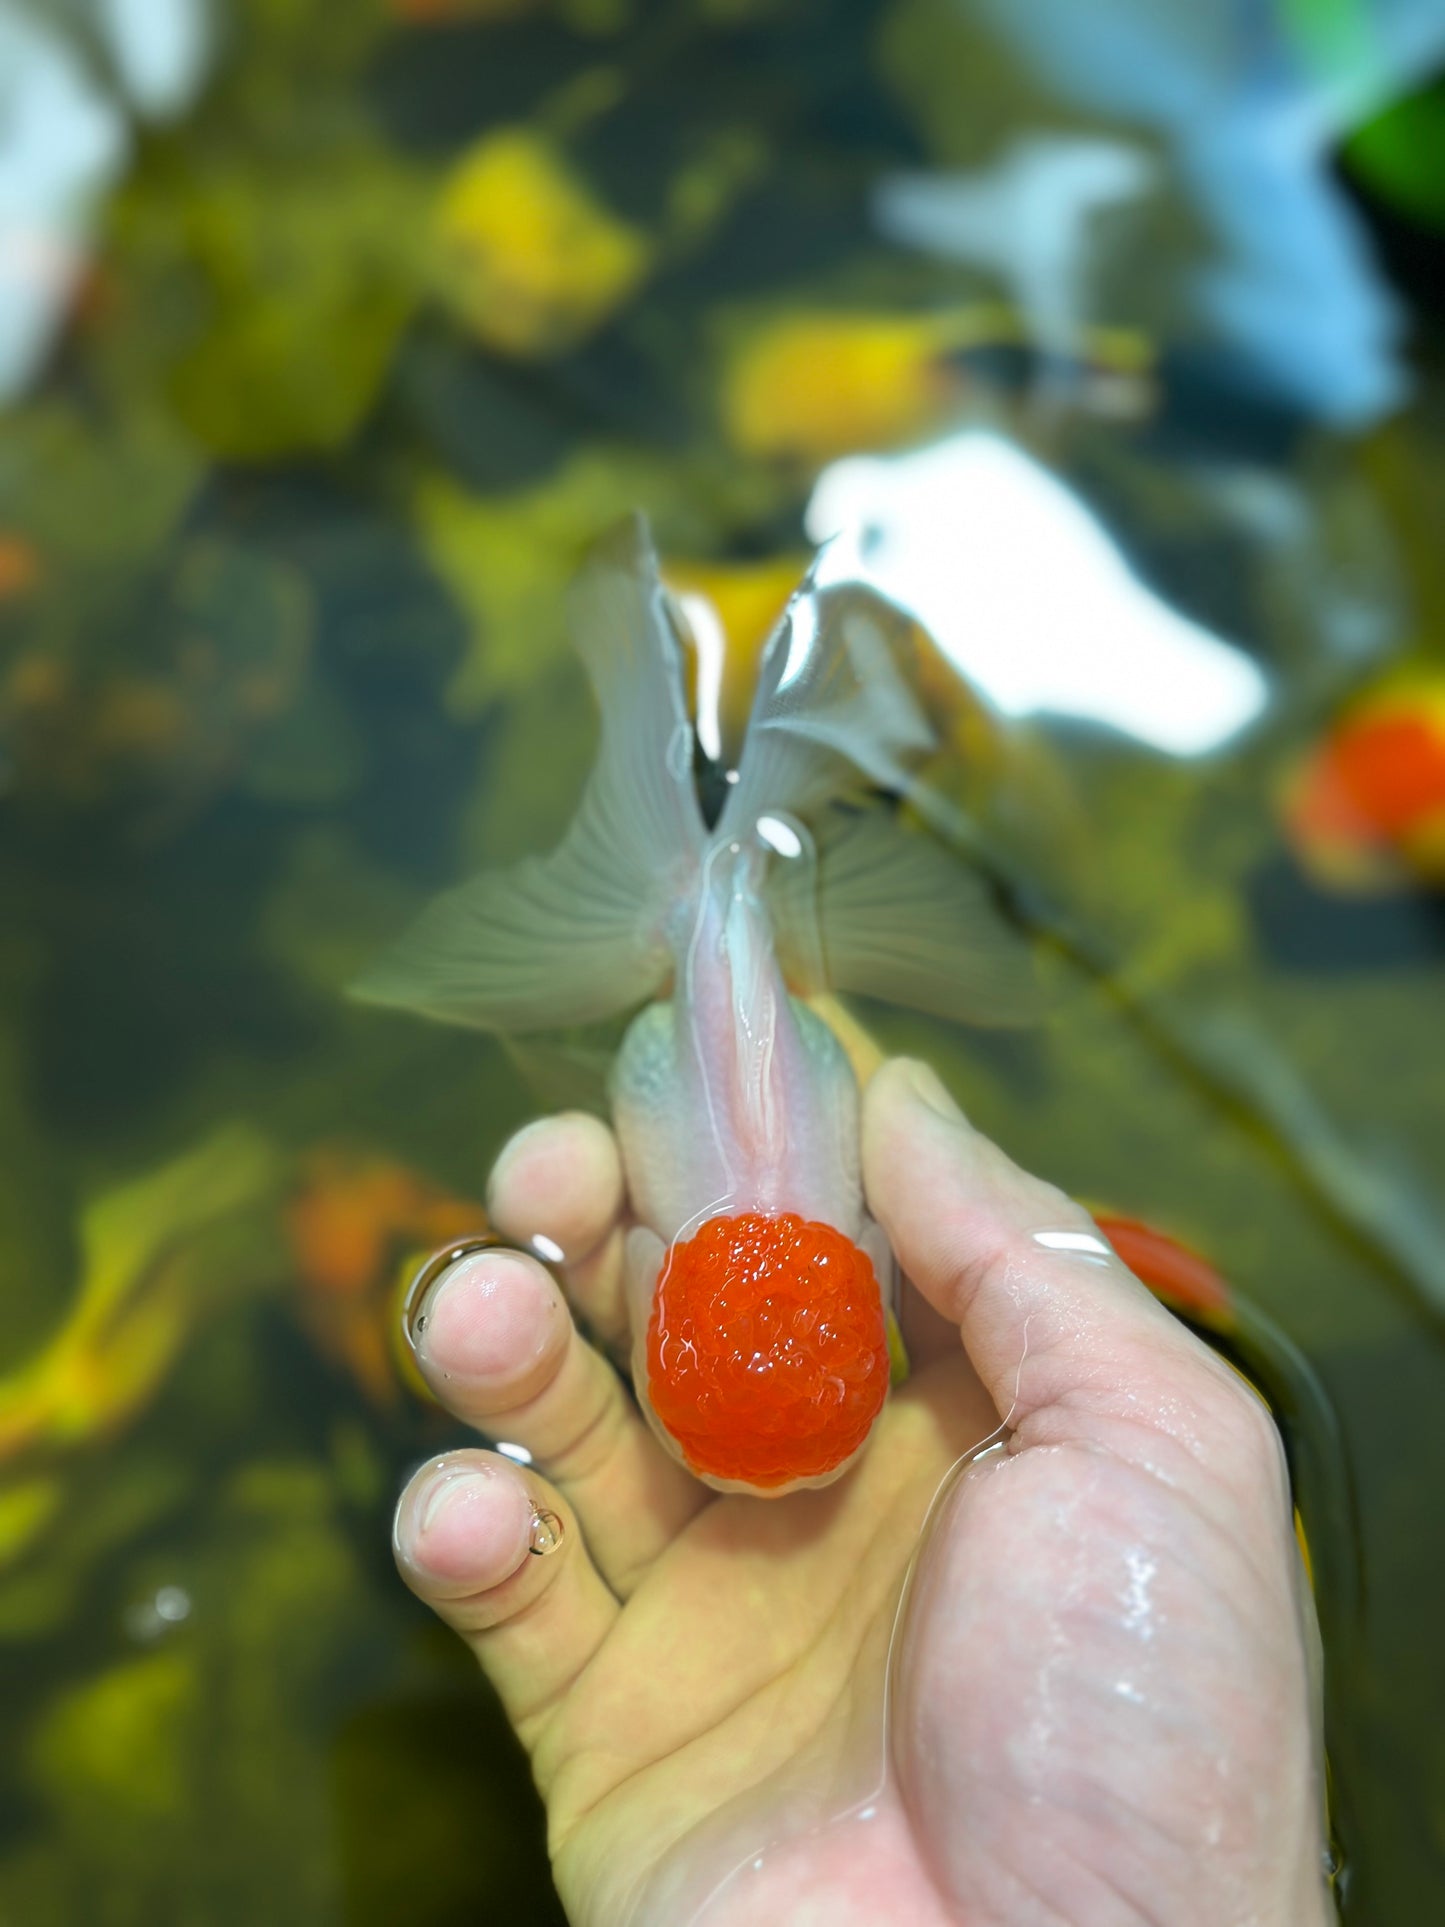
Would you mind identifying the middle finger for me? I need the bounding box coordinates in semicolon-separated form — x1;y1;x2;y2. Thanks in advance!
486;1111;631;1347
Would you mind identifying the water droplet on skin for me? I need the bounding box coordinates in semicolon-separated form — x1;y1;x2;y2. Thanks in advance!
528;1507;563;1556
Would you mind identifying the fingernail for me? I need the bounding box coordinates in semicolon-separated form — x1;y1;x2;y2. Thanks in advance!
404;1236;510;1351
419;1464;486;1537
416;1250;564;1384
402;1462;533;1586
902;1059;965;1121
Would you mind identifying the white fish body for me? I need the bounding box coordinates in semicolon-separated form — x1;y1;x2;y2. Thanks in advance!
356;516;1035;1493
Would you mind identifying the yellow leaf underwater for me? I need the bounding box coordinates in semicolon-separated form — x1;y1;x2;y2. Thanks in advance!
0;1128;283;1465
0;1478;65;1565
414;449;698;716
720;306;1019;461
432;128;652;356
136;147;429;462
31;1649;200;1823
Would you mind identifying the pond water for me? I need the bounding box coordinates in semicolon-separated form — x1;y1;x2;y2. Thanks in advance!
1;1;1444;1921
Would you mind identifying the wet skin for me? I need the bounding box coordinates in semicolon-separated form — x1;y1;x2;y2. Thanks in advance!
393;1060;1331;1927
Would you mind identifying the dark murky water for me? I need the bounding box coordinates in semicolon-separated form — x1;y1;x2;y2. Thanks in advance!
2;1;1444;1920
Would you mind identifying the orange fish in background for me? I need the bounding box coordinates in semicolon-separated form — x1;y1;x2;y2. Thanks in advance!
286;1150;488;1407
1282;676;1445;893
1091;1210;1335;1594
0;542;311;812
0;536;40;602
1090;1211;1234;1327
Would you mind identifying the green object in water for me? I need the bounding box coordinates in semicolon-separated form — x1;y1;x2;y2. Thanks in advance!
1345;77;1445;228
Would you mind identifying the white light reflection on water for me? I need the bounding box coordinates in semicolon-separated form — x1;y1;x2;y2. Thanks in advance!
677;593;727;763
756;815;804;860
807;430;1269;757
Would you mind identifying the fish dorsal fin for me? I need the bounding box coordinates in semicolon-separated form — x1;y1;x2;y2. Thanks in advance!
769;806;1042;1028
352;516;705;1033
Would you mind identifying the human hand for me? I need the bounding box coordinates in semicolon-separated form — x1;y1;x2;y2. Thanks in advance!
392;1059;1331;1926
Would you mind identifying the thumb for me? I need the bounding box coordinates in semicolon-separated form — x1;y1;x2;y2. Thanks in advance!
863;1060;1247;1458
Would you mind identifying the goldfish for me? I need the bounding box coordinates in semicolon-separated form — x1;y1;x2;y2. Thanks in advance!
720;306;1151;463
958;0;1445;425
285;1148;489;1407
720;308;1012;463
1282;677;1445;893
1092;1209;1343;1602
0;534;40;600
1091;1211;1233;1327
356;516;1035;1495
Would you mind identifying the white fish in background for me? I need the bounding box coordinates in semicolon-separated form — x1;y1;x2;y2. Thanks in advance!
956;0;1445;425
807;431;1269;757
0;0;212;403
875;135;1156;376
356;517;1036;1495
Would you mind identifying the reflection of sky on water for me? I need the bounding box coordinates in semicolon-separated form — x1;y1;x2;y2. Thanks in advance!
808;432;1269;757
0;0;211;401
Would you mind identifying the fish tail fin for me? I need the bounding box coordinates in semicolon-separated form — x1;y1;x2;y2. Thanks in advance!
722;565;1042;1028
718;565;937;838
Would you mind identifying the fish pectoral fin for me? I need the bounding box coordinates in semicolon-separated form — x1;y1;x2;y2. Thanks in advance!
771;806;1044;1028
354;515;703;1037
349;841;671;1033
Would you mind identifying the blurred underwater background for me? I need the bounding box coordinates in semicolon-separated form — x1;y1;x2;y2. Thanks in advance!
2;0;1445;1919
